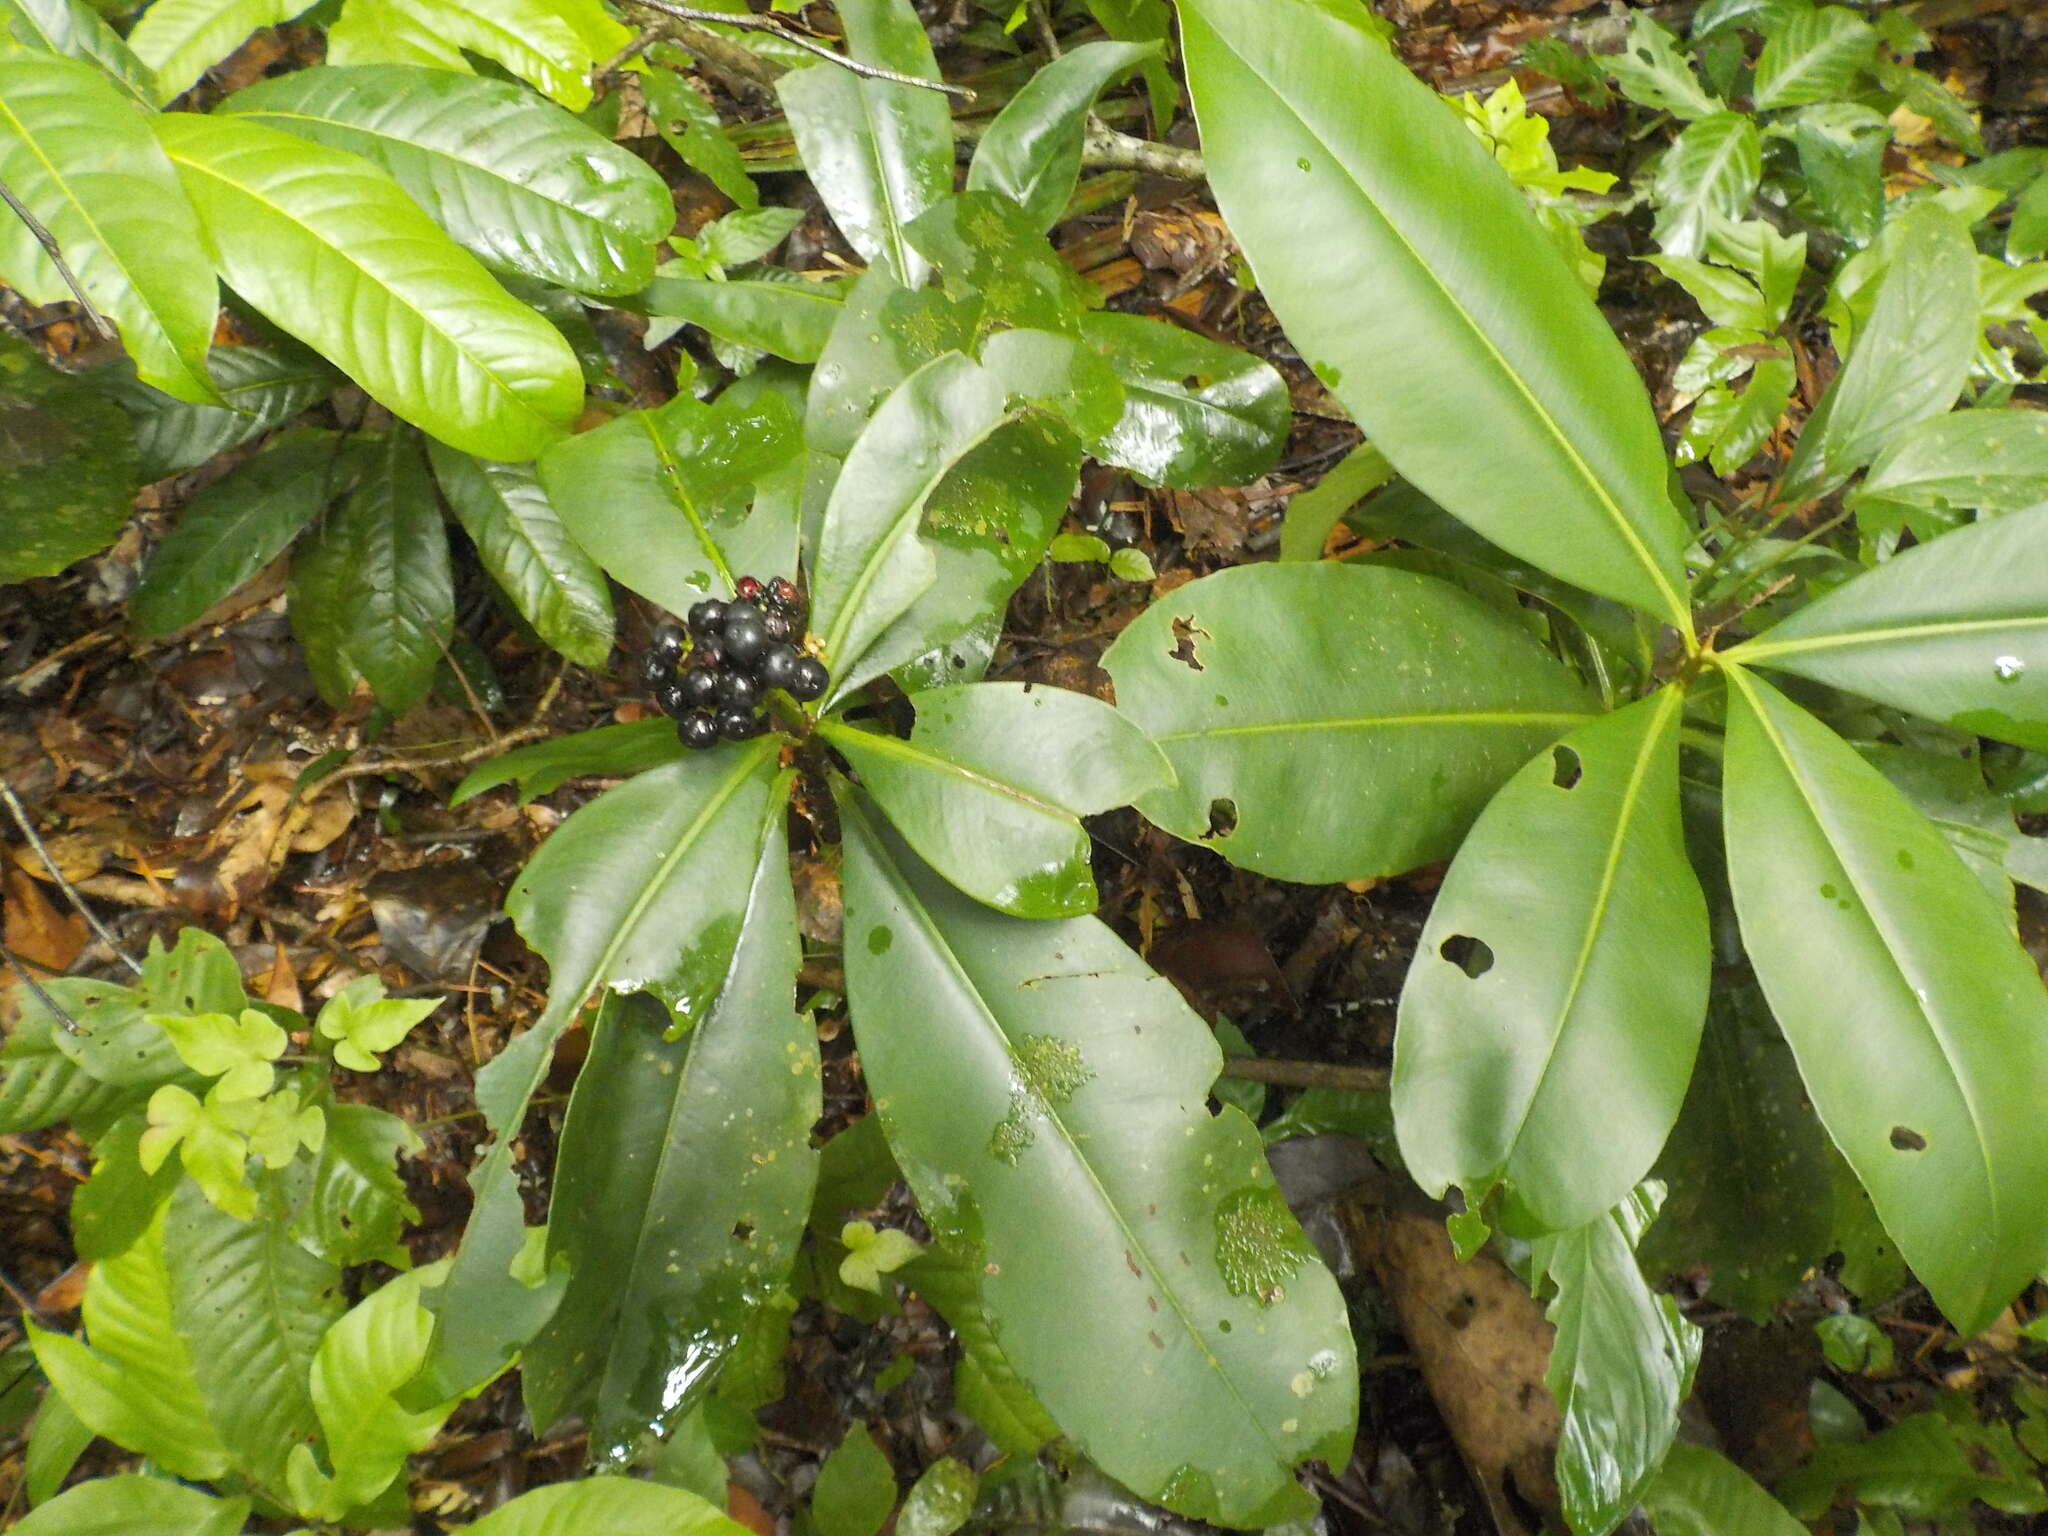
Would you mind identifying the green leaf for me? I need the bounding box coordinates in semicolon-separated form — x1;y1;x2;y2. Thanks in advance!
8;1476;249;1536
839;1220;924;1293
1721;668;2048;1334
1683;357;1795;477
1789;102;1888;247
449;719;684;805
22;1390;92;1507
1779;202;1979;501
72;1113;182;1261
141;927;245;1016
900;1244;1059;1459
0;57;216;403
152;1006;285;1098
155;111;582;461
130;428;343;637
967;39;1158;230
1279;441;1394;562
0;0;157;105
1815;1312;1894;1373
427;441;615;669
288;430;453;713
1394;690;1709;1235
639;275;845;362
280;1101;421;1267
1531;1185;1701;1536
0;984;151;1137
137;1084;254;1218
822;683;1170;918
1108;546;1155;582
0;335;138;585
636;65;757;210
1728;505;2048;751
1080;312;1289;489
106;343;334;483
1752;4;1877;110
46;976;183;1089
462;1479;757;1536
165;1178;343;1492
1640;1442;1807;1536
1179;0;1693;627
775;0;953;285
811;351;1012;691
535;389;799;618
1776;1407;2048;1520
321;0;620;110
815;1425;898;1536
1601;11;1722;119
839;792;1355;1528
29;1203;227;1480
220;65;673;297
898;1458;978;1536
1103;562;1596;883
523;831;819;1460
127;0;317;103
1856;408;2048;517
314;975;439;1072
1049;531;1112;563
1862;743;2048;917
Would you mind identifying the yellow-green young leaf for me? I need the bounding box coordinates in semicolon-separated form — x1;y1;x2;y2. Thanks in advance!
151;1007;286;1099
1178;0;1693;627
154;112;582;462
0;57;217;403
313;975;440;1073
0;0;158;106
8;1476;250;1536
1722;669;2048;1334
329;0;616;107
139;1084;258;1218
462;1480;757;1536
27;1205;228;1480
1394;690;1710;1235
128;0;320;103
324;0;470;69
839;1221;925;1293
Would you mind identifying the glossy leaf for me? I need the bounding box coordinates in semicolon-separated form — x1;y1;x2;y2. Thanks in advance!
636;64;757;210
463;1479;756;1536
639;275;844;362
1531;1186;1701;1536
9;1477;249;1536
1650;112;1763;260
165;1179;342;1491
536;390;799;618
1601;11;1721;119
0;57;217;403
899;1458;978;1536
812;352;1012;694
128;0;317;103
1641;1436;1806;1534
1863;744;2048;918
156;111;582;461
289;431;452;713
524;830;818;1459
0;0;156;104
839;794;1356;1527
776;0;952;286
1856;407;2048;516
0;334;139;584
1751;5;1877;110
106;343;334;482
450;719;683;805
1180;0;1693;626
1394;690;1708;1235
1778;202;1978;501
281;1102;421;1269
324;0;619;109
1081;312;1289;489
1104;562;1596;883
1729;505;2048;751
131;428;343;637
28;1204;227;1480
428;441;614;668
822;683;1172;918
967;40;1158;230
806;269;942;458
1722;668;2048;1333
221;65;671;296
1279;441;1394;561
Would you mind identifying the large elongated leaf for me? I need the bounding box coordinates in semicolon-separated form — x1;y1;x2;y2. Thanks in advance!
321;0;619;108
1394;690;1709;1235
524;828;818;1457
1728;505;2048;750
0;57;216;403
822;683;1172;918
639;275;844;363
1178;0;1693;628
1081;312;1289;489
811;352;1012;695
127;0;318;103
9;1477;248;1536
1641;1443;1808;1536
428;441;613;668
1778;202;1978;501
1722;668;2048;1334
966;40;1158;230
220;65;672;297
288;431;453;713
449;719;682;805
536;390;798;618
105;342;334;482
0;334;138;584
840;793;1356;1527
155;112;582;461
131;428;343;637
0;0;156;105
1855;407;2048;516
464;1479;755;1536
1103;563;1597;883
775;0;952;286
165;1180;342;1493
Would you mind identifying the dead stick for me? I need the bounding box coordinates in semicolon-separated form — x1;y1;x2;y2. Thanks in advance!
0;943;83;1036
0;176;115;340
627;0;975;99
1220;1057;1389;1093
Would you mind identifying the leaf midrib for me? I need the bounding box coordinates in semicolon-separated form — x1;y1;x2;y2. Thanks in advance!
823;723;1074;821
1734;613;2047;664
1154;709;1596;744
632;411;736;593
1193;12;1692;632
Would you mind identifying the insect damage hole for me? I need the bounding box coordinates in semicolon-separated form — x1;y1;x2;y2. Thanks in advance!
1439;934;1494;979
1203;798;1238;839
1168;615;1209;670
1551;744;1582;790
1889;1126;1927;1152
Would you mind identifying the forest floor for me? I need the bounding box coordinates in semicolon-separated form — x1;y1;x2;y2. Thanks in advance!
3;1;2047;1532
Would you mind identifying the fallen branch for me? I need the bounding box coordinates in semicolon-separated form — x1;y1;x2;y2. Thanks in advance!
0;176;115;340
1219;1056;1389;1093
626;0;975;98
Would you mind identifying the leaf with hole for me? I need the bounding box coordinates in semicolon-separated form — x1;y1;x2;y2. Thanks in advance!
1601;11;1722;119
636;65;757;209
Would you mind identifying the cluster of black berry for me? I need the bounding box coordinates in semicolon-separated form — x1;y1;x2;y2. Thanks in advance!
642;575;829;750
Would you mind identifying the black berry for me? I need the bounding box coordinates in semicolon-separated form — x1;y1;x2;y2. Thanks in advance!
763;611;793;643
693;638;724;671
650;621;687;663
716;706;763;740
654;676;693;717
756;644;800;691
640;650;672;687
717;670;760;708
787;657;829;702
678;668;720;709
677;712;719;750
687;598;726;636
723;612;769;665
